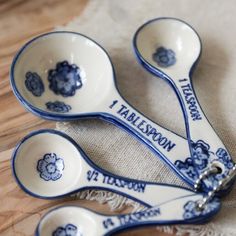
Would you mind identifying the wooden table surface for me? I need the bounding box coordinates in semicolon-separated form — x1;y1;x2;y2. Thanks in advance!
0;0;174;235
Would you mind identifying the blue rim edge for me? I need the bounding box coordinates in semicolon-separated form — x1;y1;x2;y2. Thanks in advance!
34;201;220;236
10;31;197;189
132;17;234;194
11;129;197;205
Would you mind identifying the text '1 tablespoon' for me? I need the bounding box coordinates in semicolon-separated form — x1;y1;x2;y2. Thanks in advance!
36;197;220;236
133;17;236;192
11;31;232;192
12;129;206;207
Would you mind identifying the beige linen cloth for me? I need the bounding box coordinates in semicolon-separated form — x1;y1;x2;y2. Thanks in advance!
56;0;236;235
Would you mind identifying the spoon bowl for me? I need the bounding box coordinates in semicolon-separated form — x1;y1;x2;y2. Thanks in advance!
12;130;83;197
11;31;114;117
36;206;99;236
134;17;201;78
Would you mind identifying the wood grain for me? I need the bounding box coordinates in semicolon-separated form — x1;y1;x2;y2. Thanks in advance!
0;1;172;235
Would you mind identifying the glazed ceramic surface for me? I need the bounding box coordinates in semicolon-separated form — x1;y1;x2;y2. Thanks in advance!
36;197;220;236
12;129;205;207
10;31;212;191
133;18;236;192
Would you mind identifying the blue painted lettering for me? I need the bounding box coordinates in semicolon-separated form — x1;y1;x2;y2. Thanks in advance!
109;101;176;152
102;174;146;193
118;208;161;226
87;170;99;182
103;218;114;229
179;80;202;121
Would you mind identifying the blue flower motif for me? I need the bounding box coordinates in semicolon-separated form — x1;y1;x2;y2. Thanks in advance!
183;201;200;219
176;140;234;191
53;224;78;236
152;47;176;67
216;148;234;169
175;140;210;181
25;71;44;96
191;140;210;170
37;153;64;181
46;101;71;113
183;199;220;220
48;61;82;97
175;158;198;180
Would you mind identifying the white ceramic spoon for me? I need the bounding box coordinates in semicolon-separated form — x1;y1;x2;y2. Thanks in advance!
133;17;235;191
36;197;220;236
10;31;196;188
12;129;201;207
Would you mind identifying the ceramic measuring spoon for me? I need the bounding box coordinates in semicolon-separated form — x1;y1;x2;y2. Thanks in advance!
10;31;196;188
12;129;200;207
36;197;220;236
133;18;235;191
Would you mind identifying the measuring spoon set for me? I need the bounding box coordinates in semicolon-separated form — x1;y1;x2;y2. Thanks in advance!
10;18;236;235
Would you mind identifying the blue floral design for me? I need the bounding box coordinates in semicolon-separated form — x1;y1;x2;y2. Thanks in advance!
152;47;176;67
175;158;198;180
53;224;78;236
191;140;210;170
46;101;71;113
175;140;235;190
183;201;199;219
216;148;234;169
175;140;211;181
183;199;220;220
25;71;44;96
37;153;64;181
48;61;82;97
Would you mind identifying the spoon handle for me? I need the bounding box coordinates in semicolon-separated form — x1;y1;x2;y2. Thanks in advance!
81;159;198;207
100;93;195;187
175;77;235;191
101;195;220;236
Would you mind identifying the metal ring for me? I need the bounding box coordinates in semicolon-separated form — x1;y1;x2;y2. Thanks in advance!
197;164;236;210
194;166;219;190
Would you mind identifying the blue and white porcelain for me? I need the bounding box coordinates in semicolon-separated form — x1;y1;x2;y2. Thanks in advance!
10;31;235;193
35;198;220;236
9;31;198;190
133;17;236;192
12;129;207;208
